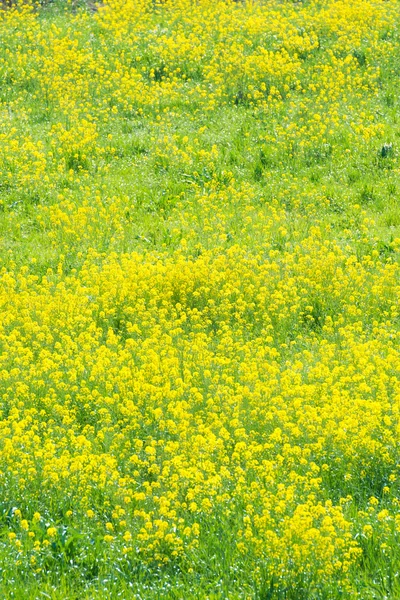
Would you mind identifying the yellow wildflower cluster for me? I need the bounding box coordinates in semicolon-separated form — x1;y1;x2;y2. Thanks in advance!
2;235;400;590
0;0;399;596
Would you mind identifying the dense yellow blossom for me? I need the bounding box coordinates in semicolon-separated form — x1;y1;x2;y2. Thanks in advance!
0;0;399;597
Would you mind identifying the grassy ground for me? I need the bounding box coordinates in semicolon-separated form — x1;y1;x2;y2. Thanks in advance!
0;0;400;597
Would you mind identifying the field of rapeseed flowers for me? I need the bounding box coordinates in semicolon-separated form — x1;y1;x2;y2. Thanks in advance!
0;0;399;597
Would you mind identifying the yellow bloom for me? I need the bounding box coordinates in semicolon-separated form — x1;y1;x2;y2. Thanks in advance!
47;527;57;538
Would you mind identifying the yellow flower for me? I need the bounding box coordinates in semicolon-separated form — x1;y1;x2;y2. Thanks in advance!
47;527;57;538
123;531;132;543
21;520;29;531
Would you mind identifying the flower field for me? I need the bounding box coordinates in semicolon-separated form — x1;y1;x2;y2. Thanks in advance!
0;0;400;597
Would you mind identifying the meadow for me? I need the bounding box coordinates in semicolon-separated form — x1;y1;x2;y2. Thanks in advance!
0;0;399;597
